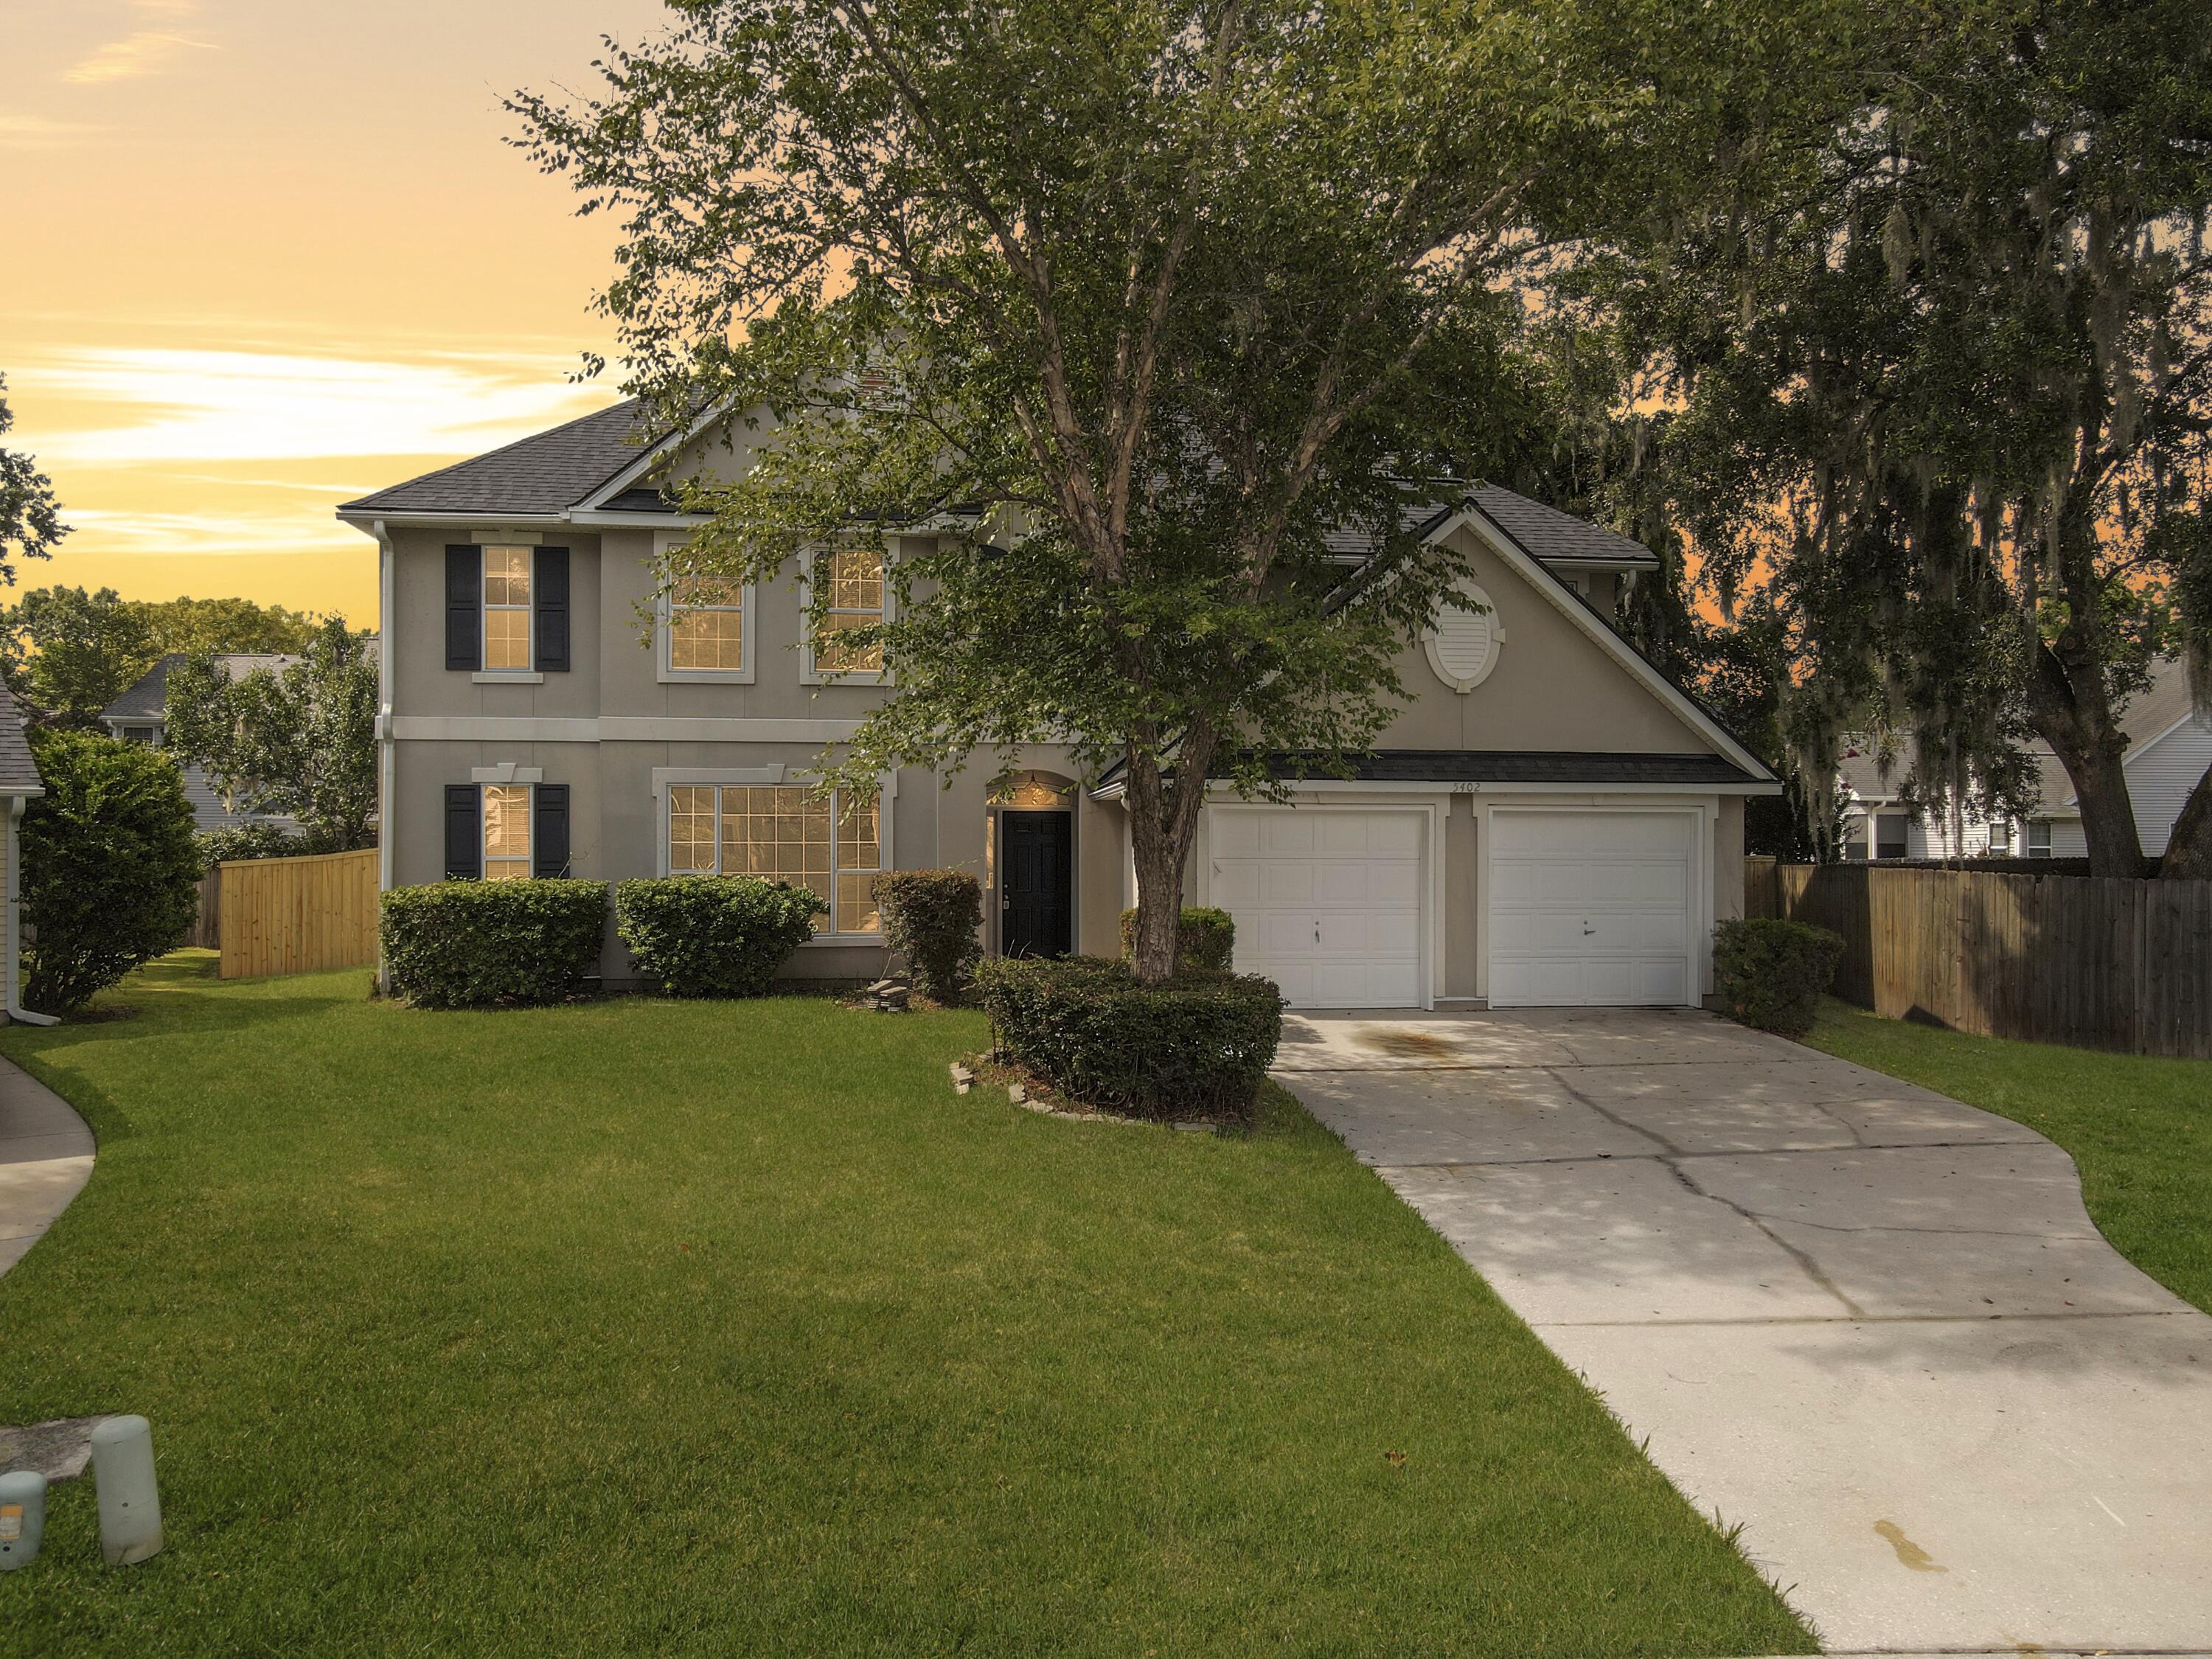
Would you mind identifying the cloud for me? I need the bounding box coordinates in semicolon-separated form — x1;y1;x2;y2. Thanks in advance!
62;29;213;86
18;347;621;466
58;509;367;560
0;113;105;149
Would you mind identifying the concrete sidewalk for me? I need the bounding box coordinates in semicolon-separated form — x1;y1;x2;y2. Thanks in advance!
1276;1008;2212;1655
0;1052;94;1278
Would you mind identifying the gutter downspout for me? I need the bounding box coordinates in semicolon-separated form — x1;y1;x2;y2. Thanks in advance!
372;518;397;994
6;796;58;1026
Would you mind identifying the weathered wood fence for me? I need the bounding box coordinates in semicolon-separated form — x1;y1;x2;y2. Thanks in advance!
218;848;380;980
187;868;223;950
1744;857;2212;1059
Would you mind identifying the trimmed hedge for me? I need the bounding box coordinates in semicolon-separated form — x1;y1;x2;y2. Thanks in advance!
198;821;312;869
380;880;610;1009
974;955;1285;1121
1118;905;1236;974
1713;917;1846;1037
875;869;982;1003
614;876;826;998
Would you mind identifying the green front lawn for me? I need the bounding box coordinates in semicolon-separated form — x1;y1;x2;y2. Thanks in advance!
0;956;1810;1657
1802;997;2212;1314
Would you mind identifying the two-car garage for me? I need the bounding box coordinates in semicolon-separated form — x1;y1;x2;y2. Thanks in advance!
1206;803;1703;1011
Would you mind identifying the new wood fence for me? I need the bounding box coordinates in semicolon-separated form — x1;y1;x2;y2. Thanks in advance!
218;848;380;980
1744;857;2212;1059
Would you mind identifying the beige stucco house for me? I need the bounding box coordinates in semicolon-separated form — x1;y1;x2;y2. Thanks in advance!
338;401;1778;1010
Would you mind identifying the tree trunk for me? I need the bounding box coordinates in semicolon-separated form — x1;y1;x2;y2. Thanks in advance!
2023;642;2147;877
2161;765;2212;881
1121;727;1217;983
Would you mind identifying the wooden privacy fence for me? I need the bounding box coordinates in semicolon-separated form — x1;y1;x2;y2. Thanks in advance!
1746;858;2212;1059
218;848;380;980
187;867;222;950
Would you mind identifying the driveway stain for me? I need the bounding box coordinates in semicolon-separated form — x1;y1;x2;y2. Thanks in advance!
1874;1519;1949;1573
1355;1028;1462;1060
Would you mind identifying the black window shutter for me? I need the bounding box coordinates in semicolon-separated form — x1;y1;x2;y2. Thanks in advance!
533;785;571;877
445;546;481;672
444;785;481;879
535;546;571;672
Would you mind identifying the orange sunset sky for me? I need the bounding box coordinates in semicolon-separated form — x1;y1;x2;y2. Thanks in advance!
2;0;677;628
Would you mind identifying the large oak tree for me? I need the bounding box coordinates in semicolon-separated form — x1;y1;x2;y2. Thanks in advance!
515;0;1815;976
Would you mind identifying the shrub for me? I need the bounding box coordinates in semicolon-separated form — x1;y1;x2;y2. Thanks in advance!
380;880;610;1009
1713;917;1846;1037
1118;905;1237;973
974;955;1285;1121
198;821;311;869
874;869;982;1002
613;876;825;998
20;729;202;1015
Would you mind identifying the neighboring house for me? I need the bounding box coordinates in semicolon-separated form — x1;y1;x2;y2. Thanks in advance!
0;678;53;1025
99;653;300;834
2004;658;2211;859
1836;749;2008;861
336;400;1780;1011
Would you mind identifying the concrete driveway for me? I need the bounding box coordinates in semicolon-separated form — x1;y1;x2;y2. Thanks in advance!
1275;1007;2212;1656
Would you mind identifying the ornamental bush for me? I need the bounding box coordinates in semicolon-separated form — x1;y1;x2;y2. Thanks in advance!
874;868;982;1003
613;875;825;998
21;728;202;1015
1713;917;1846;1037
974;955;1285;1121
380;880;610;1009
1118;905;1237;973
197;821;312;869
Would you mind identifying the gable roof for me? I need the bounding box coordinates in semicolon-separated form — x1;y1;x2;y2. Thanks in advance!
0;681;42;796
338;399;661;517
100;646;379;726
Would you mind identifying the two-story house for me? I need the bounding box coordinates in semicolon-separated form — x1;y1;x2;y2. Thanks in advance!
337;400;1779;1010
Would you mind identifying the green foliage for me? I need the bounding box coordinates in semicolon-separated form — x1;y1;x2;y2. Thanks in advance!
974;955;1284;1121
1712;918;1846;1038
124;595;325;657
874;869;981;1004
1118;905;1234;974
19;729;201;1014
379;880;610;1010
163;618;378;850
613;876;825;998
510;0;1804;978
0;375;67;588
1593;2;2212;874
0;585;154;727
196;821;313;870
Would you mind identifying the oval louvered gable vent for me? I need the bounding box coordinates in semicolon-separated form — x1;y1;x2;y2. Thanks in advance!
1425;584;1503;693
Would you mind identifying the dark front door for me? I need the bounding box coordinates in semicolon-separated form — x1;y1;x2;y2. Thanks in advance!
1000;810;1074;959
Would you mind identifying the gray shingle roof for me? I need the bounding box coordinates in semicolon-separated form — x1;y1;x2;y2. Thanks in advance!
100;646;378;726
1099;748;1762;790
338;399;662;515
0;681;43;794
1467;486;1660;566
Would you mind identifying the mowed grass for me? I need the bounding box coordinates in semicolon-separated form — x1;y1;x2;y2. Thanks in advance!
0;955;1812;1657
1803;996;2212;1313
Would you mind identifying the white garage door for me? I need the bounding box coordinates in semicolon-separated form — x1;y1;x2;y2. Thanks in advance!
1490;811;1697;1006
1210;808;1424;1009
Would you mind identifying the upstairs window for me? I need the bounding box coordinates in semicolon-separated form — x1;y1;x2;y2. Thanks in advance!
2026;820;2053;857
445;543;569;675
811;546;885;676
667;578;747;675
481;547;533;671
666;783;881;934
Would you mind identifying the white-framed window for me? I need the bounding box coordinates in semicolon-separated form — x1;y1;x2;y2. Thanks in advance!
802;545;888;681
1874;813;1909;860
482;784;534;880
666;782;883;934
2026;820;2053;857
482;545;533;672
661;577;754;681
